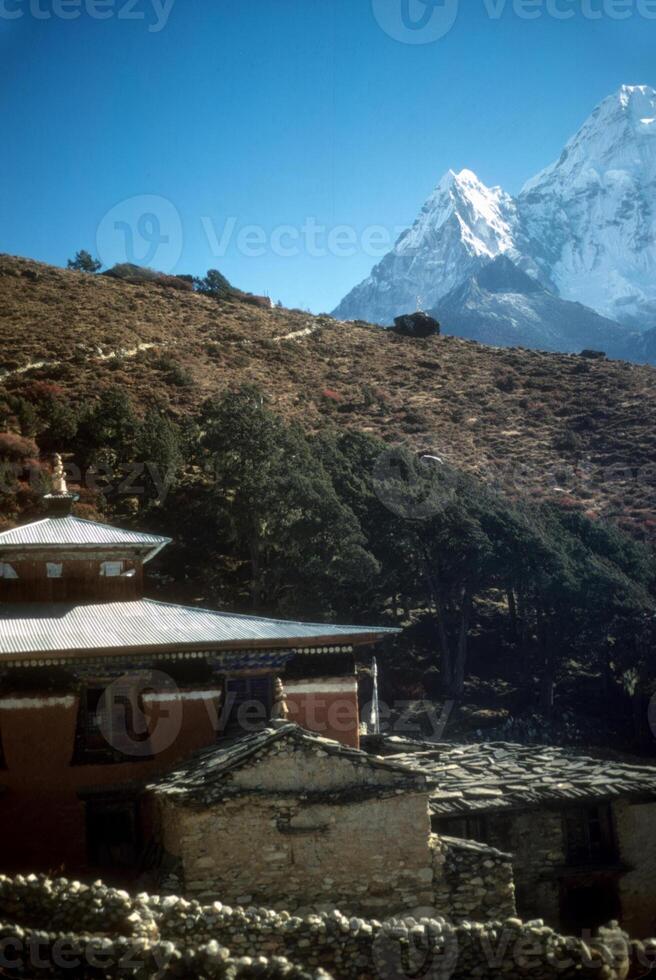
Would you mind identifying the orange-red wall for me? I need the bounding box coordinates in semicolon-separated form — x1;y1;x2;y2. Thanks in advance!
0;696;217;874
284;677;360;749
0;679;361;873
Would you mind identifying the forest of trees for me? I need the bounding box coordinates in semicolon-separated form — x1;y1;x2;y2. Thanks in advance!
1;383;655;748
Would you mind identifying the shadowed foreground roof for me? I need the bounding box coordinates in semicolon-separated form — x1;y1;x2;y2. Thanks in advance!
364;736;656;815
0;598;398;660
150;723;428;804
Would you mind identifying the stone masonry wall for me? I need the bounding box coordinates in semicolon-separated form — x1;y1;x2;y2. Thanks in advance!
485;809;565;926
0;875;654;980
431;835;516;922
160;791;435;918
614;799;656;938
485;800;656;936
224;739;416;794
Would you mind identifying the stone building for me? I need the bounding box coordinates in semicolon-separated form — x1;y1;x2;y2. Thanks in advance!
0;471;395;877
148;723;516;921
365;735;656;938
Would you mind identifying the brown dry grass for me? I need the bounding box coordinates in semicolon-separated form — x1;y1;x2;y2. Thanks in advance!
1;253;656;537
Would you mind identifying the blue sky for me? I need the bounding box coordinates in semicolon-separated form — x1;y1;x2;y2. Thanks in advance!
1;0;655;312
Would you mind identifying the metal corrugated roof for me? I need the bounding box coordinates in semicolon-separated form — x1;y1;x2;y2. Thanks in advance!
0;516;171;560
0;599;398;659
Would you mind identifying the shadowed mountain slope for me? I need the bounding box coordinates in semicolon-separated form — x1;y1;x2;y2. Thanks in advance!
431;256;641;359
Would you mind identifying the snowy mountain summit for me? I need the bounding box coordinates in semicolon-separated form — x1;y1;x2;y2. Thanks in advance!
334;85;656;349
520;84;656;329
333;168;525;325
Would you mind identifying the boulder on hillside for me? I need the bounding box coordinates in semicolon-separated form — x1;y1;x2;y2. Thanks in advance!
579;349;607;360
392;312;441;338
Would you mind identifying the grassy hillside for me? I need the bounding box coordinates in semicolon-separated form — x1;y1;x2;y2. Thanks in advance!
1;254;655;539
2;254;656;748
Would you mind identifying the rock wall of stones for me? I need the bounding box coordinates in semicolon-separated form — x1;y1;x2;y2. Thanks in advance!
614;799;656;939
220;739;412;795
1;875;655;980
160;791;435;917
431;836;516;922
483;800;656;935
0;922;328;980
485;809;564;924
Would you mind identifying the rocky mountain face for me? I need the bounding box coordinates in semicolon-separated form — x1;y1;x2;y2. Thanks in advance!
333;168;528;325
520;85;656;330
431;256;637;358
625;327;656;365
333;86;656;359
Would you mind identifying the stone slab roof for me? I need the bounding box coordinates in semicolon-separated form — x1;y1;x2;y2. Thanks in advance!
0;599;398;661
365;736;656;816
439;834;513;862
150;723;428;805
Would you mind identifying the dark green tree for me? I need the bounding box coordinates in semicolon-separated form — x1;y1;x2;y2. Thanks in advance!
526;505;656;716
36;398;79;452
67;250;102;273
199;387;379;616
135;409;183;507
194;269;233;298
76;389;138;472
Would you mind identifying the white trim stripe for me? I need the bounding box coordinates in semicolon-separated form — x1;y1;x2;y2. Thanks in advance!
284;677;358;695
0;695;76;710
142;690;223;703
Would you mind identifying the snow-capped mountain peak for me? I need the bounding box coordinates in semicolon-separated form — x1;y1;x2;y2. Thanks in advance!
399;167;517;259
333;168;522;325
333;85;656;342
519;84;656;328
523;84;656;194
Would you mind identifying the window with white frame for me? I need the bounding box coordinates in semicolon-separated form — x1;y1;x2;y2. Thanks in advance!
0;563;19;579
100;561;124;578
47;562;64;579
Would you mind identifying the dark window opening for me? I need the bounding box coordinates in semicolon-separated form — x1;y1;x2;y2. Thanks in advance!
223;675;273;735
435;815;489;845
563;804;617;866
86;798;140;870
72;683;153;765
560;877;621;933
